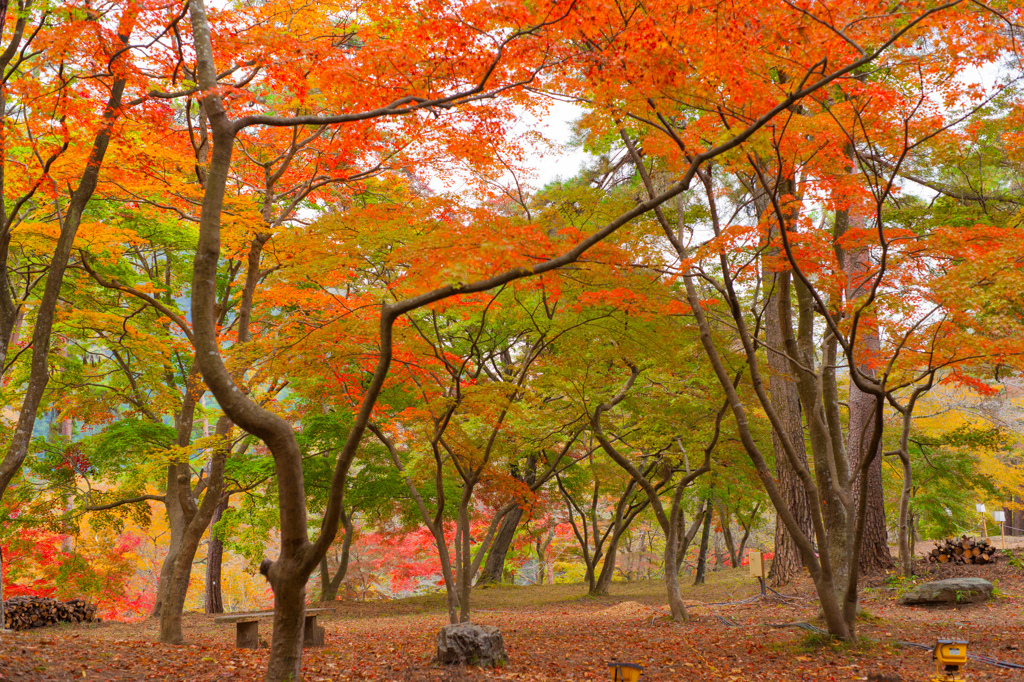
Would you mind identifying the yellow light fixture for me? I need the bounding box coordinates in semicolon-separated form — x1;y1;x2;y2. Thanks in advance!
933;638;968;681
608;662;643;682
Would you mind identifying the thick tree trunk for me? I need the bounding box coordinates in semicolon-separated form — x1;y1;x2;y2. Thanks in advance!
265;568;307;681
763;277;813;585
846;246;893;573
153;475;184;618
204;494;229;614
664;520;688;621
476;506;523;585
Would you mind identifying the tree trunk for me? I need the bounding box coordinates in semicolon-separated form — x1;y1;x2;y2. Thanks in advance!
664;519;688;621
264;566;307;682
318;508;353;602
846;246;893;573
476;506;523;585
592;522;629;595
693;500;713;585
153;475;184;618
159;418;229;644
204;494;229;614
534;527;553;585
763;275;813;586
0;73;129;504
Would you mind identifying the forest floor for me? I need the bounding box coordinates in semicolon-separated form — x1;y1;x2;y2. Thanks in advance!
2;554;1024;681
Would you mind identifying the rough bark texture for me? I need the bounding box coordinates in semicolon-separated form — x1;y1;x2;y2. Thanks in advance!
763;275;813;585
846;246;893;573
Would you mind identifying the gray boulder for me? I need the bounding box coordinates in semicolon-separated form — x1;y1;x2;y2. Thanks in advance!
436;623;508;667
898;577;993;605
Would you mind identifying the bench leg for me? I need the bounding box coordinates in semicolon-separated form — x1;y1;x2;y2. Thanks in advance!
237;621;259;649
303;615;325;647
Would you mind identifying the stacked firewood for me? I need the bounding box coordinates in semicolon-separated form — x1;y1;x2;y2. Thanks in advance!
927;536;998;565
2;596;98;631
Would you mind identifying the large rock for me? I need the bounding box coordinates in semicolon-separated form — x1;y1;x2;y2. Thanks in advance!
898;577;993;605
436;623;507;667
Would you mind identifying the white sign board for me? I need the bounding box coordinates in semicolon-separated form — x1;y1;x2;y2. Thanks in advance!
993;511;1006;522
976;503;987;513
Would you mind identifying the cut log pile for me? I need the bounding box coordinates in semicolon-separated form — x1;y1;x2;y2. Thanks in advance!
2;596;98;631
927;536;998;565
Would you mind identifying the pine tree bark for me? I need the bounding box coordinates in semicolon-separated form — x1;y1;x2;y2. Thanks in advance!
763;275;813;585
846;246;893;573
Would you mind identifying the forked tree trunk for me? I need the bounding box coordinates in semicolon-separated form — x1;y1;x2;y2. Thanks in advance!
318;508;353;602
157;365;203;619
663;511;690;621
159;419;229;644
591;540;619;595
476;506;523;585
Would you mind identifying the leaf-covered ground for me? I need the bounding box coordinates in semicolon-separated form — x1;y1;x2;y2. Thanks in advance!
2;560;1023;681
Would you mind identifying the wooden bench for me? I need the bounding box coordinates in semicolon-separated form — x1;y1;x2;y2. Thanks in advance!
213;608;329;649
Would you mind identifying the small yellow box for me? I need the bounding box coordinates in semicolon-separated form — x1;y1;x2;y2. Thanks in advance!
935;639;967;666
934;638;968;680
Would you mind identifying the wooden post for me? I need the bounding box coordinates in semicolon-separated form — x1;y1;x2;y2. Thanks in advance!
303;614;325;647
994;511;1006;549
977;503;988;539
237;620;259;649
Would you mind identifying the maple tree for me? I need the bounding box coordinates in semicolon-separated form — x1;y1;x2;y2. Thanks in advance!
1;1;1021;679
173;0;1016;672
591;3;1023;638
